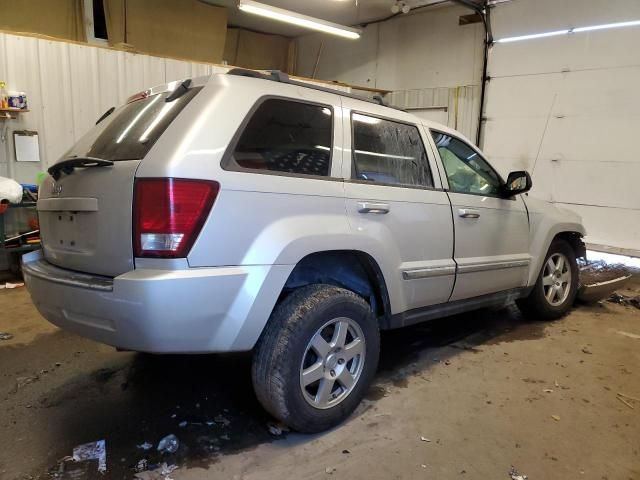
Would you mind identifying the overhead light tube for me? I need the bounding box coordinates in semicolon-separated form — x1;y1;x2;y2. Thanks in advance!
496;19;640;43
238;0;361;39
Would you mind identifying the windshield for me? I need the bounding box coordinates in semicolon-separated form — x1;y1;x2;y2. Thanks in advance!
63;87;202;162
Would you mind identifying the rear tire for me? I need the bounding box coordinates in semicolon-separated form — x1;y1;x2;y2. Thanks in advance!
252;284;380;433
516;239;578;320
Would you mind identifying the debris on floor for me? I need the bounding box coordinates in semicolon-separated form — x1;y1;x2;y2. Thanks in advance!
420;436;431;442
551;415;561;421
608;293;640;309
509;466;528;480
616;330;640;340
72;439;107;474
0;331;13;340
325;466;336;474
157;434;179;454
0;282;24;289
137;442;153;451
615;392;639;410
134;462;179;480
267;422;289;436
214;414;231;427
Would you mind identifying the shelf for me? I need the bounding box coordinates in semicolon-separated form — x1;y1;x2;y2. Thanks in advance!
0;108;29;119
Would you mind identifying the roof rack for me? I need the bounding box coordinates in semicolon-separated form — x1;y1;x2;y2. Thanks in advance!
226;68;400;110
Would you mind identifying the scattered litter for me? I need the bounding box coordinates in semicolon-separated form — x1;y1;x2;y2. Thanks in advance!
420;436;431;442
72;439;107;474
608;292;640;309
616;395;635;410
617;392;640;402
421;464;427;468
267;422;289;436
160;463;178;476
543;389;554;393
616;330;640;340
509;466;528;480
0;282;24;289
157;434;179;454
342;449;350;454
205;421;215;426
325;466;336;474
551;415;561;421
137;442;153;451
134;458;148;473
171;414;177;419
214;414;231;427
581;347;593;355
0;332;13;340
178;421;188;428
134;462;179;480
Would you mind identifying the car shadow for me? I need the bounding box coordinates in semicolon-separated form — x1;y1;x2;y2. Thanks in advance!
39;304;547;479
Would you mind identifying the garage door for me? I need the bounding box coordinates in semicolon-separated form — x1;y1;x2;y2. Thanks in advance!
481;0;640;256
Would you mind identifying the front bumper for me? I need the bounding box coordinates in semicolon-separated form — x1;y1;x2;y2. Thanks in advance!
22;250;292;353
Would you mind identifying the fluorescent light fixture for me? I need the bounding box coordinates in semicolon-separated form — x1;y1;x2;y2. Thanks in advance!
238;0;361;39
573;19;640;33
496;19;640;43
496;29;569;43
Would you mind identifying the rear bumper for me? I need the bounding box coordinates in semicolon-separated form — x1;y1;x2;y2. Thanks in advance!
22;250;292;353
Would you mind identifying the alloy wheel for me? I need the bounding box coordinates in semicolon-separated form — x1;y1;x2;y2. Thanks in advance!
299;317;366;409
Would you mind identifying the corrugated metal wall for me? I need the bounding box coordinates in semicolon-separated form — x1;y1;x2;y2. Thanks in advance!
0;31;350;185
388;85;480;142
0;32;229;183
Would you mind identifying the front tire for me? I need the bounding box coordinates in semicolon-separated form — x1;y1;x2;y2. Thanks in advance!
252;284;380;433
517;239;579;320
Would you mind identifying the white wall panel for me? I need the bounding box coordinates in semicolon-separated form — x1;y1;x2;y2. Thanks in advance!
483;0;640;253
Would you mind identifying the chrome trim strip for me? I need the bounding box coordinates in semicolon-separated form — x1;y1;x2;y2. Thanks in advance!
22;258;114;292
458;259;530;274
38;197;98;212
402;266;456;280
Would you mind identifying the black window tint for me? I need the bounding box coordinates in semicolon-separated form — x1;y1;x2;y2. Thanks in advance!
431;131;501;195
351;113;433;187
232;99;332;177
65;87;202;161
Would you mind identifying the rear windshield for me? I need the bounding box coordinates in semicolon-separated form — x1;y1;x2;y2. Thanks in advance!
63;87;202;161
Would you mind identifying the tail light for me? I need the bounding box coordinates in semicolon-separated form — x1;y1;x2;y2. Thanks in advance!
133;178;219;258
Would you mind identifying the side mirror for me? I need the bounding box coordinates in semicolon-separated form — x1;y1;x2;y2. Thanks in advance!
502;171;532;197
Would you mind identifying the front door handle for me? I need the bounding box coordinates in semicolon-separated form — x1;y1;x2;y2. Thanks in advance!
458;208;480;219
358;202;390;214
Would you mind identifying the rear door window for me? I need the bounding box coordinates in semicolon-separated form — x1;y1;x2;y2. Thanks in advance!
228;98;333;177
351;113;433;188
64;87;202;161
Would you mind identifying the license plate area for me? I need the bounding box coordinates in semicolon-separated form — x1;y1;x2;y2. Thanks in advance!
40;211;98;254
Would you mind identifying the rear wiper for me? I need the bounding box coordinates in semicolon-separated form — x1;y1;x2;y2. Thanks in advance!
48;156;114;180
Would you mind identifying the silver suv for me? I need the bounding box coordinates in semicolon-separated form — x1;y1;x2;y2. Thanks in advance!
23;69;586;432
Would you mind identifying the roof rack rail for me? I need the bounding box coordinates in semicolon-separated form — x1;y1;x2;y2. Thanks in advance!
226;68;401;111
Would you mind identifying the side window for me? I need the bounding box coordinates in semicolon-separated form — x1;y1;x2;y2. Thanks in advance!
231;98;332;177
351;113;433;188
431;131;501;195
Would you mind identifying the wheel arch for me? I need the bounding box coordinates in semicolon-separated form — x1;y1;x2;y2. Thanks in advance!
280;250;393;329
527;225;586;286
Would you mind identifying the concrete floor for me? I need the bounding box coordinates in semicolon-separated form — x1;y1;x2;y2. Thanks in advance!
1;279;639;480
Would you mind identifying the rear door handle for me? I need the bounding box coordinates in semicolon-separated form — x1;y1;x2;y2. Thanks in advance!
358;202;390;214
458;208;480;219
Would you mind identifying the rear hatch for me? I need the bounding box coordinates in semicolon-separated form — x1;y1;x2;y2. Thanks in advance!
38;82;202;277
